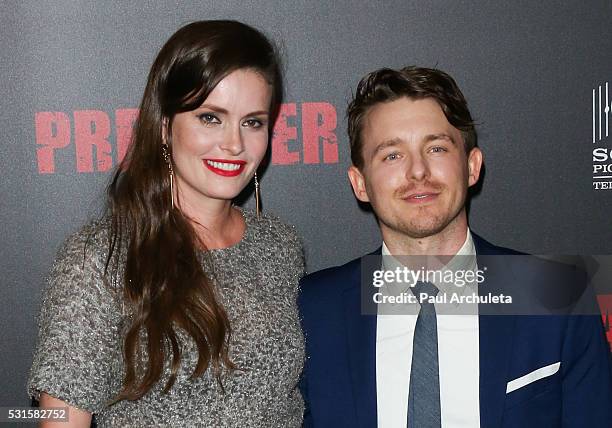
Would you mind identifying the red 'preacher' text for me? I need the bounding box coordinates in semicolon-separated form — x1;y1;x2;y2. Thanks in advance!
35;102;338;173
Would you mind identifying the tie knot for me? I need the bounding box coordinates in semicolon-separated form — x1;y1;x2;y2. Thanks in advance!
411;281;439;298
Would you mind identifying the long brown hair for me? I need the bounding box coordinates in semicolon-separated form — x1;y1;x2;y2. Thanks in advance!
105;20;282;400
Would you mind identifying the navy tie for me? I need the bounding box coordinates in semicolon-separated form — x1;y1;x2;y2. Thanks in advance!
407;281;441;427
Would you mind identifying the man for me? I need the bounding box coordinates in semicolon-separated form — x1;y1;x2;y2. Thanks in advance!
298;66;612;427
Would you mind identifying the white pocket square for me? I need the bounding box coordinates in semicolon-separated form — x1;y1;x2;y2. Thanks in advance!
506;362;561;394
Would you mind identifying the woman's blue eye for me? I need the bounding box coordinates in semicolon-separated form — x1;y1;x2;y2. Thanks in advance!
198;113;220;124
243;118;264;128
385;153;399;161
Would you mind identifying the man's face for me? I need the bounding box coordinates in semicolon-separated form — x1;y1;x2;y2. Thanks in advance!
348;97;482;241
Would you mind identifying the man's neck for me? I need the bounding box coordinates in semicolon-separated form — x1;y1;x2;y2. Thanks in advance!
381;214;468;256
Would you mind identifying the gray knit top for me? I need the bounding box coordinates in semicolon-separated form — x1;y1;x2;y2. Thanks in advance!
28;210;305;427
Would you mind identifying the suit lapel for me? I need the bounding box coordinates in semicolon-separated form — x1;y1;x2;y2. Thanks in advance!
474;234;516;427
342;251;379;428
339;238;517;426
478;313;515;426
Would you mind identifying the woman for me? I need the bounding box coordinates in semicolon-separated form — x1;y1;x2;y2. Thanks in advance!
28;20;305;427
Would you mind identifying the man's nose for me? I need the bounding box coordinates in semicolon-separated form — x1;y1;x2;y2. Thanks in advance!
406;153;428;181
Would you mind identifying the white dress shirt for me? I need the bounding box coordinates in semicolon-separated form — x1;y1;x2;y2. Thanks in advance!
376;230;481;428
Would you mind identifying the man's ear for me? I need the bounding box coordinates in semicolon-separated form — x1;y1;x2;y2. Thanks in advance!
467;147;483;187
348;165;370;203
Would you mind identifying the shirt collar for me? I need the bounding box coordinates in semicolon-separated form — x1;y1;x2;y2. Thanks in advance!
381;228;478;298
381;228;475;258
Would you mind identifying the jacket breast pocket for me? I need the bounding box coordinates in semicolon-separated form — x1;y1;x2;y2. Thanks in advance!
504;362;561;410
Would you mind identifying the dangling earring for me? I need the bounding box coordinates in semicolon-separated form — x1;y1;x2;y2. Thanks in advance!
161;143;174;210
254;172;261;220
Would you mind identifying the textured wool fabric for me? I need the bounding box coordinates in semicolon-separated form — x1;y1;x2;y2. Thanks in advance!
28;209;305;427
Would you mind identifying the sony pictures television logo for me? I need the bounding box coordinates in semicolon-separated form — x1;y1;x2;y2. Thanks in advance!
593;82;612;190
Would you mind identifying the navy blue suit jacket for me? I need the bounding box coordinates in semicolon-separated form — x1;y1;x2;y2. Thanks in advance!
298;234;612;427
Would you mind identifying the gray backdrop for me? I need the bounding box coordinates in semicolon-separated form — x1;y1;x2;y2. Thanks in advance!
2;0;612;415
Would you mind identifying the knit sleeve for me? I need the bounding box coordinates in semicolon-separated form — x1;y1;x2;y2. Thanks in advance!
27;223;123;413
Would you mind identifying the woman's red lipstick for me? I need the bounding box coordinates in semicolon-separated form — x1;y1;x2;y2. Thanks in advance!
203;159;246;177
